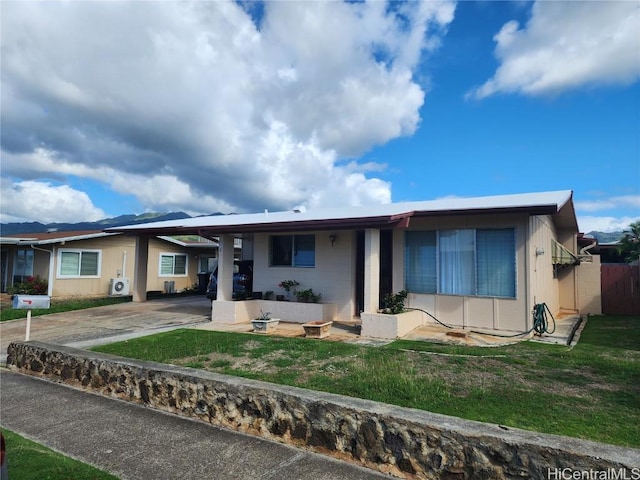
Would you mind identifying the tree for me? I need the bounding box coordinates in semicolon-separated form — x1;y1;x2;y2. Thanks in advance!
619;221;640;263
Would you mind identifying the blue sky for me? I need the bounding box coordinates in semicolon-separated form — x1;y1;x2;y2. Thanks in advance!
1;0;639;233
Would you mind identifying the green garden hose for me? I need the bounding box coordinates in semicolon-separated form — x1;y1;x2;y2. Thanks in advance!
408;302;557;338
532;303;556;335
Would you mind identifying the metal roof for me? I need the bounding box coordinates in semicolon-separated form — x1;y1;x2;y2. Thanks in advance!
0;230;117;245
106;190;577;236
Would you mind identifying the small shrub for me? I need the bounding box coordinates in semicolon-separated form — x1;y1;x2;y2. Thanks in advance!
381;290;408;315
296;288;322;303
8;275;48;295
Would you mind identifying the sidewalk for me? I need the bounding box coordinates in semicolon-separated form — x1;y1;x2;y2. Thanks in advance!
0;370;392;480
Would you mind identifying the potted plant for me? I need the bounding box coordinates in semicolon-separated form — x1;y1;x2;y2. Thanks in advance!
251;310;280;334
263;290;274;300
278;280;299;301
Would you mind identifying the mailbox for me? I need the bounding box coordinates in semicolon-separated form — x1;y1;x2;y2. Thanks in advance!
12;295;50;310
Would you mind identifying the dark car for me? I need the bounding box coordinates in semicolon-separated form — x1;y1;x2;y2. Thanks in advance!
206;260;253;300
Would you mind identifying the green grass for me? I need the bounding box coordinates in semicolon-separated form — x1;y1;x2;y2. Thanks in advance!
0;296;131;322
92;315;640;448
2;429;118;480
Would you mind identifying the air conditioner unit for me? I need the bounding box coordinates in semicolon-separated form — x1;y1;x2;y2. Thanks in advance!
109;278;130;296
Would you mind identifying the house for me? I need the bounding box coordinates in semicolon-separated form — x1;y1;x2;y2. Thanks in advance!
107;190;601;334
0;230;219;298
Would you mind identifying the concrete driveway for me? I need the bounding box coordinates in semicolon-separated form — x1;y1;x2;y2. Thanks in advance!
1;295;211;361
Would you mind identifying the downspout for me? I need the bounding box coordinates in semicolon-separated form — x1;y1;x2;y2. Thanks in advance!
30;245;54;297
580;240;597;256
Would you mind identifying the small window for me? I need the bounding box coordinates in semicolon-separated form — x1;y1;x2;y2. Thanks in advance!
270;235;315;267
58;249;101;277
159;253;187;276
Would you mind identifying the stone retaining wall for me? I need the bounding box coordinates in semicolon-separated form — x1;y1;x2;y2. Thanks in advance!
7;341;639;479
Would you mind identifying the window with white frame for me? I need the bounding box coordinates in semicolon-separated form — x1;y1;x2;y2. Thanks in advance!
58;249;101;277
159;253;187;276
270;235;315;267
404;228;516;298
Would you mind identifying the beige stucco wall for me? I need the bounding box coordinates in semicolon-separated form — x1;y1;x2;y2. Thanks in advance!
394;214;530;332
147;238;197;293
557;229;578;313
249;213;577;331
527;215;560;317
576;255;602;315
52;235;137;297
252;231;356;322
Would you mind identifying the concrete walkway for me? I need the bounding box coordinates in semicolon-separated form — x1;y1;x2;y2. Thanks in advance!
1;370;392;480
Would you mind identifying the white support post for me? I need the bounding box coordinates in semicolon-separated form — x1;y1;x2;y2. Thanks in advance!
217;234;234;301
133;236;149;302
363;228;381;314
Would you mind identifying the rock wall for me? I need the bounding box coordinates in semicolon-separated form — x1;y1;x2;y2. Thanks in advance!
7;341;639;479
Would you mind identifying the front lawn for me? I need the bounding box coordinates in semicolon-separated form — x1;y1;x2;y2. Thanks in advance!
2;429;118;480
92;315;640;448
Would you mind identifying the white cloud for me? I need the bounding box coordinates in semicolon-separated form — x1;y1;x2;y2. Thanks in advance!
575;195;640;213
0;0;455;220
0;180;106;224
575;193;640;232
468;1;640;99
578;215;640;234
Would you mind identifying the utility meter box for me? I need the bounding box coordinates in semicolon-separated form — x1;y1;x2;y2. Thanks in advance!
12;295;50;310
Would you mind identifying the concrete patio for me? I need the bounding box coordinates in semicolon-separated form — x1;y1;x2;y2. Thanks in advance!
193;312;584;347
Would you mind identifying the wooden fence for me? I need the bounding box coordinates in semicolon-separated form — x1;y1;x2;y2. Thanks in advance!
601;264;640;315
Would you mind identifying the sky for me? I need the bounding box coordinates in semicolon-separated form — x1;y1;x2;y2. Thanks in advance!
1;0;639;234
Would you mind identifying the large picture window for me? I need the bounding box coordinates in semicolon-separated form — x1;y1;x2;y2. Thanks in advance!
405;228;516;298
58;249;101;277
270;235;315;267
160;253;187;276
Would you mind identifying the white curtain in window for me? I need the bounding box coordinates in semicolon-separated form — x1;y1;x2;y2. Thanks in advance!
439;229;475;295
476;229;515;297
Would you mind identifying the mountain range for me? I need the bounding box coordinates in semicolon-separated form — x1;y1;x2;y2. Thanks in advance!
0;212;625;243
1;212;199;236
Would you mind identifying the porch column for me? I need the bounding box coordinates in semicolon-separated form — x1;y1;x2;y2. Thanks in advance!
132;235;149;302
363;228;380;313
217;234;234;301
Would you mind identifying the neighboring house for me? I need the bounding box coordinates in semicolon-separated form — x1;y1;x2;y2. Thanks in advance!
108;190;601;334
0;231;218;298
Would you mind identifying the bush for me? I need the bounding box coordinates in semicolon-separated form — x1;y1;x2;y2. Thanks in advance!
8;275;48;295
381;290;408;315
